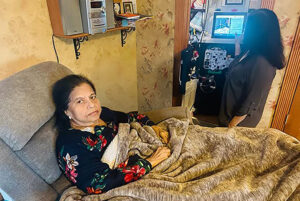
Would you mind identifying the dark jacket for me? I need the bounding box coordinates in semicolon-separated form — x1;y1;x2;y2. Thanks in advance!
219;53;276;127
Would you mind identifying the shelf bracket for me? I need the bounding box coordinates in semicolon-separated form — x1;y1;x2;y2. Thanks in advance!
73;36;89;59
121;27;135;47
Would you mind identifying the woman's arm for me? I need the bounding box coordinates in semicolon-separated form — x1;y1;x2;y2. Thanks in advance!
57;130;170;195
85;154;153;194
233;56;275;126
100;107;154;126
127;112;155;126
57;141;152;194
89;146;169;193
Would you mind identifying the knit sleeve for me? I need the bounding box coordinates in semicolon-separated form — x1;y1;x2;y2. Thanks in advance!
85;155;152;194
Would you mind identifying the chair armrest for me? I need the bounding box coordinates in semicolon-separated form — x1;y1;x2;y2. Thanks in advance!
143;107;193;124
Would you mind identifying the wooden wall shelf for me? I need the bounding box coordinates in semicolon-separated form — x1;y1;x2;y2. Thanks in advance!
54;25;133;39
46;0;152;59
54;33;89;39
54;25;135;59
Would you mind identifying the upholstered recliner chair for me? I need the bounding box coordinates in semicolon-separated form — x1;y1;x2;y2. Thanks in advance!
0;62;192;201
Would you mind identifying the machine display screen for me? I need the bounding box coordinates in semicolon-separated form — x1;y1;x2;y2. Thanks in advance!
91;1;103;8
212;12;247;39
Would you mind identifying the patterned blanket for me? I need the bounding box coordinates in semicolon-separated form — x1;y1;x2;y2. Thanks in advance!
59;118;300;201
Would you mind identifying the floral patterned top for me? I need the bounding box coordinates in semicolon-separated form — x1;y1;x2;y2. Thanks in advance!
56;107;154;194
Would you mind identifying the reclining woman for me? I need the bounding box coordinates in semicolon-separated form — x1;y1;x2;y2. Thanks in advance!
52;75;171;194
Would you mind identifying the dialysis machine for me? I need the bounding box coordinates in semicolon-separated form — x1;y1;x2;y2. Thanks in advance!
181;0;255;115
194;12;247;115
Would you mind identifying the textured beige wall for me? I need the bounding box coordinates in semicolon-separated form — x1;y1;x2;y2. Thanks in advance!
0;0;137;112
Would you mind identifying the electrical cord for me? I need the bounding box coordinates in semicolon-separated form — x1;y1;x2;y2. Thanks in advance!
52;34;60;64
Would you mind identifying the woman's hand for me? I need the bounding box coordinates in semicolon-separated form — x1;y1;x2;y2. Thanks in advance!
146;147;171;168
228;115;247;128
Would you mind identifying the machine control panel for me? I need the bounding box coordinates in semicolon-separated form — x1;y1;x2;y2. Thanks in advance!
203;47;233;70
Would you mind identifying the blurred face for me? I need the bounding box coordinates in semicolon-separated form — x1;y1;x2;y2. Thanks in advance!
65;83;101;127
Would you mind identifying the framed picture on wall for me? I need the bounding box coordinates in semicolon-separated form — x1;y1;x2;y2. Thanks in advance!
225;0;243;5
123;2;133;13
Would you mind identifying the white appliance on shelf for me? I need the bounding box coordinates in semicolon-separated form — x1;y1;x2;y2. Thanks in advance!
58;0;83;35
105;0;115;29
80;0;107;34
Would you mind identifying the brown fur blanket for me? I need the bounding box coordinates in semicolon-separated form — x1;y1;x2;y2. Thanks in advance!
59;118;300;201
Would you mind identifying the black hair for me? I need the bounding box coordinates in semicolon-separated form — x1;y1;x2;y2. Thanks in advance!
243;9;285;69
52;74;96;132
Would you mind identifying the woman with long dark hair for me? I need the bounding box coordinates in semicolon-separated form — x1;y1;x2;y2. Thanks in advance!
219;9;285;127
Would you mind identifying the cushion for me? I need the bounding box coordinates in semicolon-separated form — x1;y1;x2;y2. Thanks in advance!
16;117;61;184
0;61;72;151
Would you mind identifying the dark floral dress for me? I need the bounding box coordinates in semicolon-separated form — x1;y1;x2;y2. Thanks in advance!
56;107;154;194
